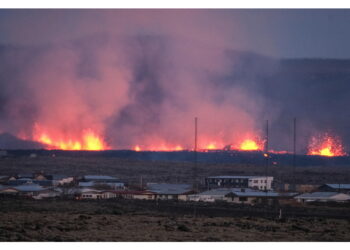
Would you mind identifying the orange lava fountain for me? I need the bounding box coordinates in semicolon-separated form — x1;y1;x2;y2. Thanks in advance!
239;139;261;151
307;133;347;157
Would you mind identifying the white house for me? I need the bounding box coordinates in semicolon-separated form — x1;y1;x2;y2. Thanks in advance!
294;192;350;203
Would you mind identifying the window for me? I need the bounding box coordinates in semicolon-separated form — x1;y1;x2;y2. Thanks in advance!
254;180;258;183
239;197;247;202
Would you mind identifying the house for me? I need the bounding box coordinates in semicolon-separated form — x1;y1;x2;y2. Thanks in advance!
189;188;296;205
294;192;350;203
318;184;350;194
0;186;19;195
146;183;194;200
32;189;61;200
206;176;274;190
188;188;257;202
276;183;320;193
79;188;103;199
14;184;48;197
113;190;157;200
0;183;49;198
225;190;297;205
101;191;118;199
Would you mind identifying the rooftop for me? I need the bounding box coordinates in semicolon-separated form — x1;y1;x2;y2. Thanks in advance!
13;184;47;192
207;176;273;179
196;188;257;196
147;183;192;194
295;192;350;199
84;175;118;180
325;184;350;189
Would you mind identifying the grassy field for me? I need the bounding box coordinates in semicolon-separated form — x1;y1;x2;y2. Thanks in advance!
0;199;349;241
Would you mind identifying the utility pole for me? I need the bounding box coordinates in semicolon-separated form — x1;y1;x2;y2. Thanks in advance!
193;117;198;191
193;117;198;219
265;120;269;193
293;118;297;192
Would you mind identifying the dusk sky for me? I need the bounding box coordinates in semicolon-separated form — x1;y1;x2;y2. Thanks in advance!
1;9;350;58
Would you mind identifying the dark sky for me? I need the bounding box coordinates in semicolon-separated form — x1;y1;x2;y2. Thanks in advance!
1;9;350;58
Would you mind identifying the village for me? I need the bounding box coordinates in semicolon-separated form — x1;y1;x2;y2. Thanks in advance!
1;172;350;206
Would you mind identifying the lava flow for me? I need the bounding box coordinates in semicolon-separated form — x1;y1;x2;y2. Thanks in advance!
307;133;347;157
133;144;183;152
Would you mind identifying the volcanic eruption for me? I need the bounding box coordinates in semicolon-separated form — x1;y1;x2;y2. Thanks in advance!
307;133;347;157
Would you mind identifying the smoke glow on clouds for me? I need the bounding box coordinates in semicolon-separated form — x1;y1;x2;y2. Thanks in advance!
0;11;265;151
0;10;349;154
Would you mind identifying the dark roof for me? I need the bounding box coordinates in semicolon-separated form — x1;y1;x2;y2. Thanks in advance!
84;175;118;180
146;183;192;194
196;188;256;196
207;176;273;179
13;184;47;192
324;184;350;189
295;192;350;199
112;190;156;195
229;191;296;198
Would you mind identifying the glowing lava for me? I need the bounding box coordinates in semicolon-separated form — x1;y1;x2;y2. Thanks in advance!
133;144;183;151
239;139;260;151
308;133;347;157
35;126;107;151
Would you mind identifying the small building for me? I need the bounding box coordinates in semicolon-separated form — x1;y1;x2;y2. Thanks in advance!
206;176;274;191
226;190;297;205
318;184;350;194
50;175;74;186
0;186;19;195
113;190;157;200
146;183;194;201
294;192;350;203
7;178;34;186
188;188;257;202
0;183;49;198
79;188;103;199
276;183;320;193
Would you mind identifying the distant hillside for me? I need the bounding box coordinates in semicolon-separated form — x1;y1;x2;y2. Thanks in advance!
0;133;45;149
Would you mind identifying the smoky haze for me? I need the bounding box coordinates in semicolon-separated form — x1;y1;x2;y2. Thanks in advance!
0;10;349;153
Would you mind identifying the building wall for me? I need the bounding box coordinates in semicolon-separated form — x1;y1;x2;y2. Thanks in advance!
248;177;273;190
133;194;155;200
206;177;273;190
81;193;102;199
